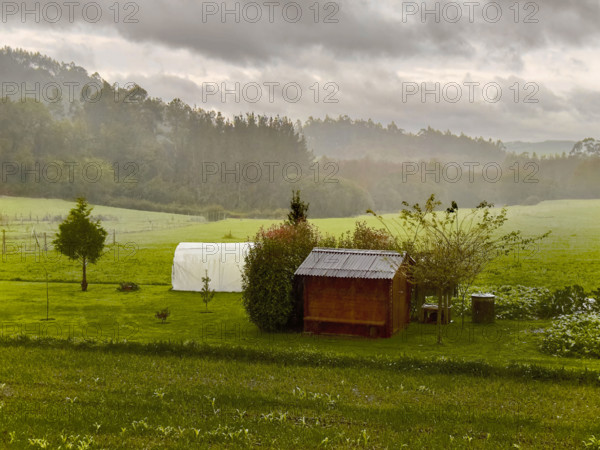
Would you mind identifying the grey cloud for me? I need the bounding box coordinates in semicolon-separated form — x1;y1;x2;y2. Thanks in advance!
5;0;599;68
569;89;600;119
3;0;599;141
119;61;599;141
116;73;204;104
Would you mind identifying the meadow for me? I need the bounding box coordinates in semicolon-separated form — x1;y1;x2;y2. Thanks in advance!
2;196;600;289
1;196;600;448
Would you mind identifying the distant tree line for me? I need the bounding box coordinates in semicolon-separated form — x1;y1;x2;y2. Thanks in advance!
300;117;507;161
334;150;600;210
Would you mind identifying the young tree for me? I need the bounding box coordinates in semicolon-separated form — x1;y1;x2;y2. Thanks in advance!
287;190;309;226
370;195;549;343
201;270;215;312
155;308;170;324
53;198;108;291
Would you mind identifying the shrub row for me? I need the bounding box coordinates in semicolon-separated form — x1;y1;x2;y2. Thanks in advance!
540;313;600;359
453;285;600;320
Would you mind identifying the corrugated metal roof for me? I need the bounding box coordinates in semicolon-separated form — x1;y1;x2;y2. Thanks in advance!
295;248;406;279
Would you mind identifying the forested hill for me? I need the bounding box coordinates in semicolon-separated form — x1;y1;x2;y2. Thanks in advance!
300;117;506;161
0;47;95;86
1;48;599;217
0;47;99;117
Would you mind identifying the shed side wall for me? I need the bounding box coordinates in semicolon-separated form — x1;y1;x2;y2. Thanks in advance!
304;276;393;337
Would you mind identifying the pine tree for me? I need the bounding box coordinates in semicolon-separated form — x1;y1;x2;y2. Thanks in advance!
287;190;309;226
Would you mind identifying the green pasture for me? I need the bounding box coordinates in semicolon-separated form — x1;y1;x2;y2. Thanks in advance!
1;196;600;289
1;196;600;448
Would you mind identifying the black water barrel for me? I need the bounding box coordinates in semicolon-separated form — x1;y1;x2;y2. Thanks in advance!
472;294;495;323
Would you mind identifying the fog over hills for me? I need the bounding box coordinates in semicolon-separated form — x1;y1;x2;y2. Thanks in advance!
1;48;599;216
504;140;577;157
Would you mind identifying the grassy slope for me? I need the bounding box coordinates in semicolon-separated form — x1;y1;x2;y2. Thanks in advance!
2;196;600;288
480;200;600;288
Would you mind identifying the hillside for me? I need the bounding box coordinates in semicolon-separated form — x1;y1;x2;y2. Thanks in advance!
1;48;599;216
0;47;99;117
1;196;599;290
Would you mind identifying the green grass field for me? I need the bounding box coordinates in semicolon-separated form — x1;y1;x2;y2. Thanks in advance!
2;196;600;289
1;196;600;448
2;280;600;373
2;340;600;449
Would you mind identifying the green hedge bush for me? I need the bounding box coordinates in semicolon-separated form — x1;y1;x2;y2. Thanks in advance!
242;222;318;332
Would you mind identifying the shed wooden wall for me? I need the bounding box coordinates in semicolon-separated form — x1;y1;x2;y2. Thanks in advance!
303;275;410;338
305;277;388;321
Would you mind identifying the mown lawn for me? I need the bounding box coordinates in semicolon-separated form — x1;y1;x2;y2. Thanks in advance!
1;339;600;449
2;281;600;373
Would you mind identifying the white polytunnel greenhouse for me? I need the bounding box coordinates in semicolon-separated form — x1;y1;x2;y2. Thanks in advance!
171;242;253;292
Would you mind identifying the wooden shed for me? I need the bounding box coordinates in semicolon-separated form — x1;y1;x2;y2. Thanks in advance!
295;248;412;338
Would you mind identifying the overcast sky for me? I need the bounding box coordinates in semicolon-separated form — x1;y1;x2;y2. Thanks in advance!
1;0;599;142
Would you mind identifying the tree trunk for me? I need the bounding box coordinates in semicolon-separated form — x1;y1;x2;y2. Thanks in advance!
437;288;443;344
81;258;88;292
461;291;466;328
417;286;425;323
444;290;450;325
